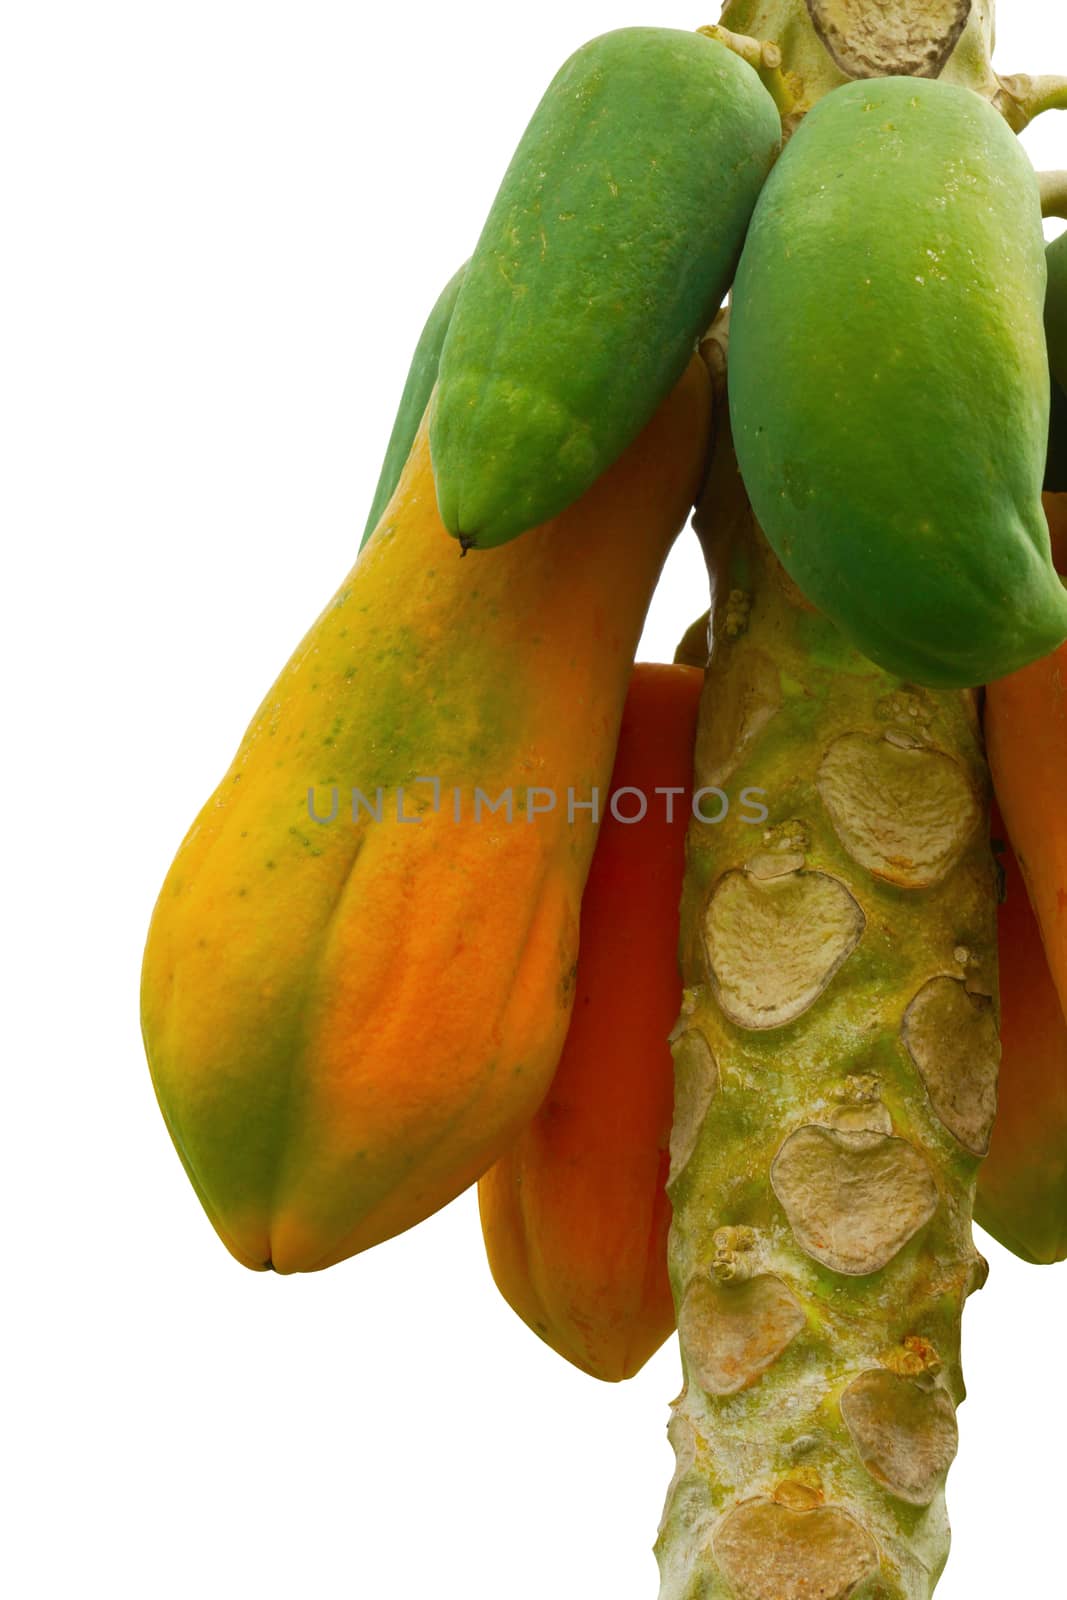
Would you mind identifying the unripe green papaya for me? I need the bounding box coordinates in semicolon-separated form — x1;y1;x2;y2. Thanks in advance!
360;262;466;548
729;75;1067;689
431;26;780;547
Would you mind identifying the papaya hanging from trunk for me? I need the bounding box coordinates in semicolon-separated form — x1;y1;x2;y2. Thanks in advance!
981;510;1067;1261
480;600;1066;1384
728;75;1067;688
478;662;702;1382
140;357;711;1275
430;26;779;547
985;616;1067;1022
481;619;1067;1378
974;803;1067;1265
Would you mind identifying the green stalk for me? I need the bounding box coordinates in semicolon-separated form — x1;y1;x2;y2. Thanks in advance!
1039;169;1067;221
708;0;999;128
710;1;1067;134
652;4;1067;1586
656;387;999;1598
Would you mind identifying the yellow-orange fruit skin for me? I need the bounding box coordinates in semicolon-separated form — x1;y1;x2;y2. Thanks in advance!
986;495;1067;1021
979;497;1067;1263
140;360;711;1275
975;804;1067;1264
478;663;703;1380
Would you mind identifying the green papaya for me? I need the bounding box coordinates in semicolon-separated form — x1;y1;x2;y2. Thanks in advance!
729;75;1067;689
430;26;780;547
360;262;467;548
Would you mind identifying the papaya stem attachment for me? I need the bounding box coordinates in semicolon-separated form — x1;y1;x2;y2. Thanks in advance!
1039;170;1067;222
698;24;796;121
994;72;1067;133
697;306;730;417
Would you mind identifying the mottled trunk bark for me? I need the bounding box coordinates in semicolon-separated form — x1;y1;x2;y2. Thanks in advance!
652;3;1067;1589
657;392;998;1598
708;0;998;130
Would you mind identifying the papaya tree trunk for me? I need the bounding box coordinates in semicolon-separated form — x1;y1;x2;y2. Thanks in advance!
708;0;999;128
653;0;1067;1586
711;0;1067;133
649;1;1067;1587
656;369;999;1596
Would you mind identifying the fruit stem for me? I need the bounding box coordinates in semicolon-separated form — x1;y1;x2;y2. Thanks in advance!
994;72;1067;133
711;1;999;130
698;24;797;121
1039;169;1067;221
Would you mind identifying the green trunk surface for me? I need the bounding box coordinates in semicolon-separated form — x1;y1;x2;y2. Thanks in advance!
657;416;998;1600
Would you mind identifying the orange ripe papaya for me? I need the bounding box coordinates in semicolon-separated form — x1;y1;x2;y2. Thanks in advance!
974;803;1067;1264
478;663;703;1380
140;358;711;1275
985;503;1067;1023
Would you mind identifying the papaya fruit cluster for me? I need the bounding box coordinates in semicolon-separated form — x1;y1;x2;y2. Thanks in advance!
142;16;1067;1594
141;22;765;1275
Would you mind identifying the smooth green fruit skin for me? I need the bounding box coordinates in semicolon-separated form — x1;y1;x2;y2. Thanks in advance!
729;76;1067;689
430;27;780;547
359;262;467;548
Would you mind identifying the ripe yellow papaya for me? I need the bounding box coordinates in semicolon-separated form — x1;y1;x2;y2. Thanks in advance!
478;663;703;1381
974;803;1067;1265
985;609;1067;1022
140;357;712;1274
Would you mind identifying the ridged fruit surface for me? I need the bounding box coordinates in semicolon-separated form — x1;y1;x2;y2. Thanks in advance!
140;358;711;1274
975;803;1067;1265
479;662;702;1381
985;632;1067;1021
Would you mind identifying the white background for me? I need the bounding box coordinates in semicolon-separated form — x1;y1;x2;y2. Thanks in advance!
4;3;1066;1596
